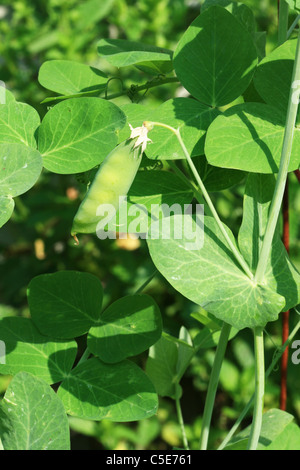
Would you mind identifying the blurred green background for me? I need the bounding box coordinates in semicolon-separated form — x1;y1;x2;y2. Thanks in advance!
0;0;300;450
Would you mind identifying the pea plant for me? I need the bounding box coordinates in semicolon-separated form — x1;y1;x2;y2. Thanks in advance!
1;0;300;451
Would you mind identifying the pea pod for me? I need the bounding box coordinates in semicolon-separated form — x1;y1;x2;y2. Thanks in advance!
71;139;142;240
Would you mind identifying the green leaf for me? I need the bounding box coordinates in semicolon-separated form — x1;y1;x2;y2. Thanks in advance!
38;98;126;174
101;169;194;234
57;357;158;421
97;38;173;68
119;169;194;233
201;1;256;35
285;0;300;12
0;143;43;197
88;294;162;363
120;99;218;160
0;196;14;228
0;102;40;147
0;317;77;384
254;39;300;123
147;214;285;330
128;170;194;208
225;409;298;450
0;86;16;104
38;60;107;96
173;6;258;107
194;156;246;191
118;103;156;143
146;335;178;398
238;173;300;311
205;103;300;173
146;98;220;160
27;271;103;339
146;331;194;398
0;372;70;450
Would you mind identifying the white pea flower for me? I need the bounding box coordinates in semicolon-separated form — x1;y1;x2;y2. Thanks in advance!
129;121;153;153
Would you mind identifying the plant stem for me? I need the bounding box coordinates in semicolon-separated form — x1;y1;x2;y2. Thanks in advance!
254;25;300;285
199;322;231;450
287;14;300;39
280;181;290;411
149;122;253;280
167;160;206;204
218;314;300;450
175;384;189;450
278;0;289;45
106;76;179;101
247;327;265;450
134;270;157;294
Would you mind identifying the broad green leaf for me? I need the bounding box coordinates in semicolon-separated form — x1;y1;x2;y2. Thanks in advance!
97;38;173;68
0;102;40;148
122;169;194;233
0;196;14;228
0;317;77;384
128;170;194;208
134;60;174;76
205;103;300;173
147;214;285;330
267;422;300;450
225;409;297;450
38;60;107;96
28;271;103;339
101;169;194;235
57;357;158;421
238;174;300;311
38;98;126;174
173;6;258;107
146;335;178;398
253;39;300;123
191;309;223;330
146;98;220;160
146;332;194;398
285;0;300;12
0;86;15;104
193;156;246;191
0;143;43;197
88;294;162;363
118;103;156;143
0;372;70;450
120;99;218;160
255;31;267;61
201;1;256;35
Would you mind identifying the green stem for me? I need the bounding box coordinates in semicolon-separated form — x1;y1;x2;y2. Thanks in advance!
41;77;179;105
278;0;290;45
134;270;157;294
175;384;189;450
218;313;300;450
167;160;206;205
106;76;179;101
287;14;300;39
149;122;253;280
254;25;300;285
247;327;265;450
199;322;231;450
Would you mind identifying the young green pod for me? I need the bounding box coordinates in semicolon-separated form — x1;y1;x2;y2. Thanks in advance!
71;139;142;239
